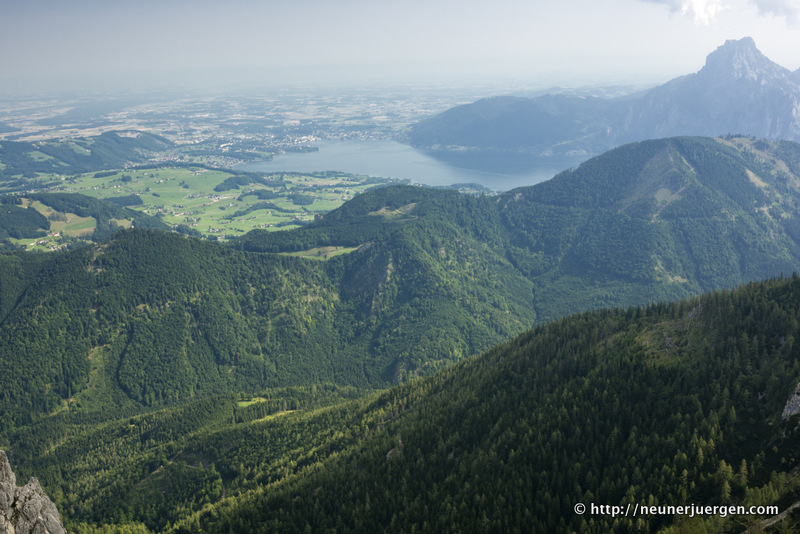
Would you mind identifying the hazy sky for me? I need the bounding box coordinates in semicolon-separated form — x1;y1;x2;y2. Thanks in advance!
2;0;799;93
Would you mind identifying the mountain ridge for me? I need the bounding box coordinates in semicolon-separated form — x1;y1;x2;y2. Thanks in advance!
0;131;173;185
4;136;800;531
176;274;800;533
3;135;800;428
409;38;800;157
621;38;800;143
22;274;800;533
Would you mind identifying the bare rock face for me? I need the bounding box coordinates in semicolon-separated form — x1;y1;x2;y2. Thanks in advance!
782;382;800;420
0;451;66;534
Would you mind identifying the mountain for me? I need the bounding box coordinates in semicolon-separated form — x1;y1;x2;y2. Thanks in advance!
409;38;800;157
621;37;800;143
406;93;621;156
13;275;800;532
0;197;537;427
245;135;800;323
175;275;800;533
3;136;800;429
4;135;800;530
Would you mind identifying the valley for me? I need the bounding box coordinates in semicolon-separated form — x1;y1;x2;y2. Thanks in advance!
4;166;399;249
3;129;800;530
7;273;800;533
3;35;800;533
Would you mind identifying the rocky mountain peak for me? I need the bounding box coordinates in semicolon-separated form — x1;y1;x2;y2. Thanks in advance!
700;36;788;82
0;451;65;534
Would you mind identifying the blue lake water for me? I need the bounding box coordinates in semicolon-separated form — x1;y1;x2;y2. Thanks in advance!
236;140;586;192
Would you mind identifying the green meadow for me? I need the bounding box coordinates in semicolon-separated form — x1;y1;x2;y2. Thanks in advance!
34;166;398;241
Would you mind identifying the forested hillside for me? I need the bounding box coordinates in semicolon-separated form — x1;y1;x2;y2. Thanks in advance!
10;275;800;532
237;135;800;322
3;136;800;428
0;224;534;428
0;193;173;250
498;136;800;321
4;135;800;532
0;131;172;188
173;275;800;533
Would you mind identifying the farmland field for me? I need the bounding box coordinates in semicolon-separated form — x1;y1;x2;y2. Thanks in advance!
28;165;400;241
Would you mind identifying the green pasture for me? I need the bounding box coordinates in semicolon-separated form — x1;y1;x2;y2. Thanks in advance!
9;199;98;251
28;150;55;162
236;397;268;408
38;166;396;241
280;245;360;260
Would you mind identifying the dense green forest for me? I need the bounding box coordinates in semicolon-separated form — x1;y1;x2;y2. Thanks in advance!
6;275;800;532
170;275;800;533
235;136;800;322
3;137;800;424
4;135;800;531
0;225;535;427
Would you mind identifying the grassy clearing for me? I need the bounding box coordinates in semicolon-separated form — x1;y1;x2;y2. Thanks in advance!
281;246;360;260
236;397;268;408
253;409;298;423
65;142;92;155
110;217;133;229
368;202;417;219
29;197;98;236
28;150;54;162
54;214;97;236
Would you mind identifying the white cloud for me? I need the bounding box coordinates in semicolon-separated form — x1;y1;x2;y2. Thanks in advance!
642;0;729;24
684;0;729;24
642;0;800;24
749;0;800;24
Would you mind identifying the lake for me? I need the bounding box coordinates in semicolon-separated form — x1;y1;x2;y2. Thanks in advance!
236;140;586;192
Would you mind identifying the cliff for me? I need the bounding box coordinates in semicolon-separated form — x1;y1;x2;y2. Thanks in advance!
0;451;65;534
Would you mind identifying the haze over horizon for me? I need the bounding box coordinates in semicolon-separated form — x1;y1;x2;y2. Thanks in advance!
1;0;799;94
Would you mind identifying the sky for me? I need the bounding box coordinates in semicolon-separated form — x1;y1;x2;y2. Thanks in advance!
1;0;799;94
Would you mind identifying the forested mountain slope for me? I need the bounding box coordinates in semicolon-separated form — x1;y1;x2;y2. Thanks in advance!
237;135;800;322
0;223;534;427
3;135;800;530
166;274;800;533
498;135;800;321
2;135;800;428
13;275;800;532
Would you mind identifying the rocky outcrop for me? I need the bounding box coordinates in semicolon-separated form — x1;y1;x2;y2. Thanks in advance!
0;451;65;534
782;382;800;420
623;37;800;144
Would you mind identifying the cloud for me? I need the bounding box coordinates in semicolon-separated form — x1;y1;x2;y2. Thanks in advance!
641;0;800;24
641;0;728;24
749;0;800;24
684;0;728;24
